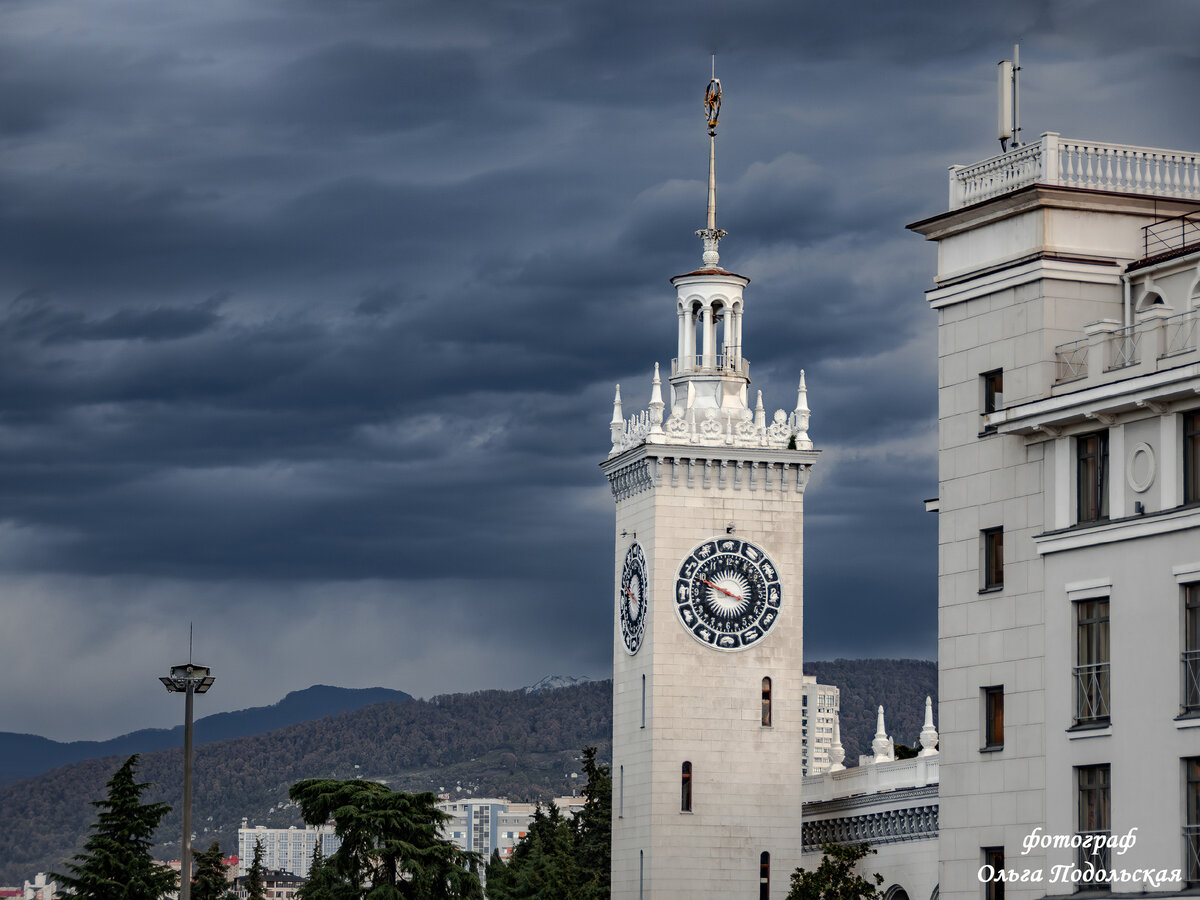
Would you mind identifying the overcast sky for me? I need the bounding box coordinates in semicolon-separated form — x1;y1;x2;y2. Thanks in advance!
2;0;1198;741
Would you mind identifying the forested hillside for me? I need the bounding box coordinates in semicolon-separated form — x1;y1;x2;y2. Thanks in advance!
0;660;935;885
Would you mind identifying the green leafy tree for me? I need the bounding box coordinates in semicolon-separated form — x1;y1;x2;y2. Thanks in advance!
788;842;883;900
245;837;267;900
289;778;482;899
191;842;234;900
54;755;178;900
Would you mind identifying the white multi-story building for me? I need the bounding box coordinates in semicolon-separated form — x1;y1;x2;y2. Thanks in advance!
911;133;1200;898
801;675;841;776
237;822;341;879
437;796;585;862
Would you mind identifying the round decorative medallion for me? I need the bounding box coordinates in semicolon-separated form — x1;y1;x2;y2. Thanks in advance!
674;538;781;651
619;543;648;655
1127;442;1156;493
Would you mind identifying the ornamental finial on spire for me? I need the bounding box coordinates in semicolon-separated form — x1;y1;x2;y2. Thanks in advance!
696;60;726;269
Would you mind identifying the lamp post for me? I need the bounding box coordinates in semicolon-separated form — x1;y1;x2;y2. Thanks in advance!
160;662;215;900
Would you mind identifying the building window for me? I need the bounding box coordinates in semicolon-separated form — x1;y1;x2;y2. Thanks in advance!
981;528;1003;590
1185;585;1200;715
639;850;644;900
762;677;772;727
1186;411;1200;505
1077;431;1109;523
760;851;770;900
982;370;1004;415
1077;765;1111;886
1074;598;1110;726
619;765;624;819
641;674;646;729
681;762;692;812
982;848;1004;900
1186;758;1200;885
983;686;1004;749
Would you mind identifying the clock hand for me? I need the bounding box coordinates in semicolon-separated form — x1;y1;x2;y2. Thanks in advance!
624;586;637;601
700;577;743;601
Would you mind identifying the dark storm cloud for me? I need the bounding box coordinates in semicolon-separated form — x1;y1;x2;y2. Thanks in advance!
1;0;1198;737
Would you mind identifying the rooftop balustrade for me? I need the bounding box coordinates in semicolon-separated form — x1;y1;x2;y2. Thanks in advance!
670;354;750;378
950;133;1200;209
1051;308;1200;390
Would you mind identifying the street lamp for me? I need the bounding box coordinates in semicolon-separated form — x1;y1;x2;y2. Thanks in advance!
160;662;215;900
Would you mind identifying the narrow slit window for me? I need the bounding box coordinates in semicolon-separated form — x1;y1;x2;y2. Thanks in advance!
982;528;1003;590
983;686;1004;749
681;761;692;812
1077;431;1109;523
619;765;624;818
759;851;770;900
762;677;772;727
982;369;1004;416
641;674;646;728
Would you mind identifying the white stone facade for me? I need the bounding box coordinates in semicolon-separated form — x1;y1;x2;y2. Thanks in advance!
911;135;1200;900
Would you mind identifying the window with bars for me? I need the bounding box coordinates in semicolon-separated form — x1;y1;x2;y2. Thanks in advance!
1077;765;1111;886
1074;599;1110;726
1185;585;1200;715
1077;431;1109;523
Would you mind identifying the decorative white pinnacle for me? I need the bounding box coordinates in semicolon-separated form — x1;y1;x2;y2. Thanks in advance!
871;705;894;763
793;370;812;450
648;363;665;437
609;384;624;452
754;390;765;430
919;695;939;757
828;716;846;772
695;73;726;269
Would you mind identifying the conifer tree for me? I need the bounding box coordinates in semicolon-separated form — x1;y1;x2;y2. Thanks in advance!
54;755;178;900
245;838;267;900
573;747;611;900
296;838;354;900
191;842;234;900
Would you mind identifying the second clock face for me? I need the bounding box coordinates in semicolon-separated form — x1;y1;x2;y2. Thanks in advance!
674;538;781;651
619;542;647;655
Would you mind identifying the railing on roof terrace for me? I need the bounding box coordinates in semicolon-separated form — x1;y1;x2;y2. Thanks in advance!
1144;209;1200;259
950;133;1200;209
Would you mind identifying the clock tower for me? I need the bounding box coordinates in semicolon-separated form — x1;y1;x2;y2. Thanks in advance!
602;75;819;900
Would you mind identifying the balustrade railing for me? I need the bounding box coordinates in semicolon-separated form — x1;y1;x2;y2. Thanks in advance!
671;354;750;377
1108;326;1141;369
1055;338;1089;382
1074;663;1110;725
1164;309;1200;357
1077;831;1112;884
951;133;1200;209
1143;209;1200;259
1186;825;1200;885
1183;650;1200;713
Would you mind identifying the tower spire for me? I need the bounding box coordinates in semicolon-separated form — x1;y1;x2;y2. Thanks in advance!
697;62;726;269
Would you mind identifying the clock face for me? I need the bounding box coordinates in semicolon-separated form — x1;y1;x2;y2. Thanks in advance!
674;538;781;651
619;542;648;655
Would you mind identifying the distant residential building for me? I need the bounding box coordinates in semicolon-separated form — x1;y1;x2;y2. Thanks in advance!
801;675;840;776
237;822;340;878
233;868;303;900
21;875;57;900
437;796;585;862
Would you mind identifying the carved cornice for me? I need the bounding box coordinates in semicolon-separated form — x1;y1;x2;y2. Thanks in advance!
606;459;653;501
801;801;939;852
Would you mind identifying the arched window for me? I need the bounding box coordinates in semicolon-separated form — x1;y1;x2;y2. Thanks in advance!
884;886;911;900
681;761;692;812
759;851;770;900
762;677;772;727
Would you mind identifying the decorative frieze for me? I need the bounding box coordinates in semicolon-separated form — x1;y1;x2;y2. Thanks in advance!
607;459;653;501
801;800;939;851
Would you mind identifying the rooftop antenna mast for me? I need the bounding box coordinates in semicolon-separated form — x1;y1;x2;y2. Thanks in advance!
697;55;726;269
998;43;1021;151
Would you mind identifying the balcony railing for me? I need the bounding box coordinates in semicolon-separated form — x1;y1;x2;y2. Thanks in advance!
1164;309;1200;357
1183;650;1200;713
1186;824;1200;885
1055;338;1089;382
1074;663;1110;725
950;133;1200;209
671;354;750;378
1107;325;1141;369
1077;831;1112;884
1144;209;1200;259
